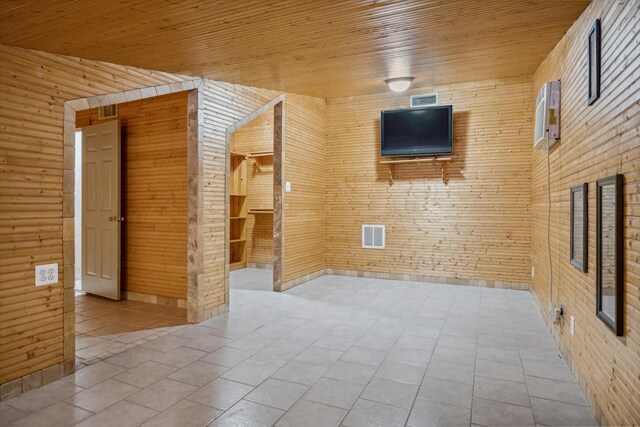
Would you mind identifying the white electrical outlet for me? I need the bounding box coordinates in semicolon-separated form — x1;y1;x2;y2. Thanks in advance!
285;181;292;192
35;263;58;286
570;315;575;336
531;266;535;277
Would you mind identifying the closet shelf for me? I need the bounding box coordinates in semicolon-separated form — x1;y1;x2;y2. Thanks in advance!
248;209;273;214
230;150;248;270
246;151;274;158
247;151;274;173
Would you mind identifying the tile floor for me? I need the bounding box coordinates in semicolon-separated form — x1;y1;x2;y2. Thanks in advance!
74;293;187;367
229;267;274;291
1;269;596;426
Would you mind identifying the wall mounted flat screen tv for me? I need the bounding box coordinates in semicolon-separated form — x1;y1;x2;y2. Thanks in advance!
381;105;453;156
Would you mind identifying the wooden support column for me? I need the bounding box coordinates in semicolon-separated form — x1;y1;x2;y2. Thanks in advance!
187;89;201;322
62;112;76;377
272;101;285;291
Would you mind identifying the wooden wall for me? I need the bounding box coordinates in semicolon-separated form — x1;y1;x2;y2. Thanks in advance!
231;111;274;266
76;92;188;300
530;0;639;424
0;44;279;387
198;82;278;314
283;94;327;283
0;45;191;386
325;78;533;287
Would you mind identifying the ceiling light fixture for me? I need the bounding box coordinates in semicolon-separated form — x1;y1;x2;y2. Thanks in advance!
385;77;414;93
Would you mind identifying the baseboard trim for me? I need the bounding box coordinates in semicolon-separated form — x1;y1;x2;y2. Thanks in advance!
325;268;530;291
199;303;229;323
247;263;273;270
123;291;187;309
530;290;606;426
276;268;529;292
0;362;70;402
277;269;326;291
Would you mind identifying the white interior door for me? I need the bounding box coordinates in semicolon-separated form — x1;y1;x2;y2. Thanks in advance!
82;120;121;300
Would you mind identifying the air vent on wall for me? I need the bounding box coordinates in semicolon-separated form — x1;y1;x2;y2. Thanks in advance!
362;224;385;249
410;93;438;108
98;104;118;119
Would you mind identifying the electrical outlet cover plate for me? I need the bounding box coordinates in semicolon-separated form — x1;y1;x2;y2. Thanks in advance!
285;181;292;192
35;263;58;286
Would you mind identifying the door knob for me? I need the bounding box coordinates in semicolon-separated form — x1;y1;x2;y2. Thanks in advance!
108;216;125;222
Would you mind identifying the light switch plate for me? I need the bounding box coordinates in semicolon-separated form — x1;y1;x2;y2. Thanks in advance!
35;263;58;286
285;181;292;192
570;315;575;336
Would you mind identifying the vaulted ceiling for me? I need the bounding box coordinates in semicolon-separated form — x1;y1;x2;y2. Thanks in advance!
0;0;589;98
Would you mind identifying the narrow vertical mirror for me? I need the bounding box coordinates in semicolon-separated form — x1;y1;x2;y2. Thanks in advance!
596;175;623;335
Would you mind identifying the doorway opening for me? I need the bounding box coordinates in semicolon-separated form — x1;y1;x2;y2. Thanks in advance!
229;106;277;292
73;93;189;366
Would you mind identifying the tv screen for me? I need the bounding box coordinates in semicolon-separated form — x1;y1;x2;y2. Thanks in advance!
381;105;453;156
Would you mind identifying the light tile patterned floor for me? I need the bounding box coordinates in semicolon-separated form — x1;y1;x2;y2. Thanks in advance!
74;293;187;368
1;269;596;426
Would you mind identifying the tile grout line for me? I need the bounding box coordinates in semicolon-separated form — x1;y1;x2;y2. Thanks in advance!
403;285;446;427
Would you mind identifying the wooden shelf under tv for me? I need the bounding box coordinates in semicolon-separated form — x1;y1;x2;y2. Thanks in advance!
379;155;452;184
379;155;452;164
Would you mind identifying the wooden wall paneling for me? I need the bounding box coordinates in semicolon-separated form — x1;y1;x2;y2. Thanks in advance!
200;81;280;316
75;91;189;300
222;94;322;292
247;214;274;267
282;94;327;286
0;44;192;389
0;1;589;98
325;77;533;288
530;0;639;424
0;44;280;392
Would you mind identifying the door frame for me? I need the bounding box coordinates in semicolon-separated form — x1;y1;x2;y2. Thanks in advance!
224;93;286;303
62;82;286;376
62;80;203;374
224;95;286;298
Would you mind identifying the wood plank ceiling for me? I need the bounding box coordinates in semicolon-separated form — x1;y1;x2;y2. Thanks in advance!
0;0;589;98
